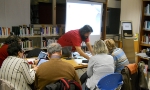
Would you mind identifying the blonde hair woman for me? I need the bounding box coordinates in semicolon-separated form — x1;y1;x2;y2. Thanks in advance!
85;40;114;90
104;39;129;73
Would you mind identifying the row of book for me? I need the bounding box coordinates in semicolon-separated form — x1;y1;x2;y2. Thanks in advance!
40;26;64;36
41;38;58;48
12;25;34;36
141;34;150;44
141;48;149;53
145;4;150;15
0;24;65;37
0;27;11;37
144;21;150;30
21;40;33;49
21;38;33;49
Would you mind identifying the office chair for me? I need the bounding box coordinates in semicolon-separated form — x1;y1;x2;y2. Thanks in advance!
96;73;123;90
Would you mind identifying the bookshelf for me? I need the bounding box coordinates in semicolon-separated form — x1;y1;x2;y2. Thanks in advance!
139;0;150;62
0;24;65;52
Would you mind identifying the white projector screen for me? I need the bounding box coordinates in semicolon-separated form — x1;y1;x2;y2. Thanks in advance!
65;0;103;45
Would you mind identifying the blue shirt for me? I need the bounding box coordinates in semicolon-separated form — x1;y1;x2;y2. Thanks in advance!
111;48;129;73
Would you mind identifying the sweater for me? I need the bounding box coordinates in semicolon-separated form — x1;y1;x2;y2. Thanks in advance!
86;54;114;90
35;58;80;90
0;44;9;67
0;56;35;90
111;48;129;73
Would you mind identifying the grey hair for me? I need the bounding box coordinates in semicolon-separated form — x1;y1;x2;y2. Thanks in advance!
47;43;62;54
93;40;108;54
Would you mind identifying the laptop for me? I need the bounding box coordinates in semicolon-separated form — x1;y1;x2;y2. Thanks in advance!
38;51;47;60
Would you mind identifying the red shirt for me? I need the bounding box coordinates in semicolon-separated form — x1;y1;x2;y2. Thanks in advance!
57;30;89;51
0;44;9;67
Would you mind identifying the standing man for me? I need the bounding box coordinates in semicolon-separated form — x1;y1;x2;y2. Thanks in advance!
57;25;94;60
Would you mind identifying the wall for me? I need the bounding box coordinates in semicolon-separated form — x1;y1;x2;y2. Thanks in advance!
0;0;30;28
120;0;141;35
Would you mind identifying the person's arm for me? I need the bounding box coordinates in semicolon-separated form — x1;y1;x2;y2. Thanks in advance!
112;55;117;72
85;42;94;55
20;61;36;84
87;57;95;77
75;46;90;60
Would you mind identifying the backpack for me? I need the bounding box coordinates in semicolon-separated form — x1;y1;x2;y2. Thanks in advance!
44;78;82;90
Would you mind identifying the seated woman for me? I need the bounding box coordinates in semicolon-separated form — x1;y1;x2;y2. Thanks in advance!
0;42;37;90
104;39;129;73
0;34;21;67
86;40;114;90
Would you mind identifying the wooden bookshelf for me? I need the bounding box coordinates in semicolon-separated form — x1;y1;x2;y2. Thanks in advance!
140;43;150;47
144;14;150;16
143;28;150;31
143;0;150;1
139;1;150;62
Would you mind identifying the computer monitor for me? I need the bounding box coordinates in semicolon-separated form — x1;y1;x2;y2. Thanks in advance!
62;46;72;60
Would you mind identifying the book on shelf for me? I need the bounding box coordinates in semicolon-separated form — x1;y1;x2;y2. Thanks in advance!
141;34;150;44
12;24;34;36
21;37;33;50
0;27;11;37
40;26;64;36
145;4;150;15
41;38;58;48
0;43;4;48
144;21;150;30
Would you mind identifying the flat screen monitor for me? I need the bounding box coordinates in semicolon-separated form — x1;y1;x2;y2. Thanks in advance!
38;51;47;60
62;46;72;60
65;0;103;45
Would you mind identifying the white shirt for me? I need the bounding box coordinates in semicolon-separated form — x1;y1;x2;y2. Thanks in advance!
86;54;114;90
0;56;35;90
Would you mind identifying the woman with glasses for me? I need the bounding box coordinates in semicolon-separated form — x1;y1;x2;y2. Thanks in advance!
0;42;38;90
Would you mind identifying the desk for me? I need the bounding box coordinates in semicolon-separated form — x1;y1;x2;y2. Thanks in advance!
136;53;150;82
26;58;88;70
61;58;87;69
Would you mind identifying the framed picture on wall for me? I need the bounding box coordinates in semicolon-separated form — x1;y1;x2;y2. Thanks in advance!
121;21;133;37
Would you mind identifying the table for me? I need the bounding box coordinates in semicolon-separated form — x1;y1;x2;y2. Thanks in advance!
136;53;150;82
26;58;88;70
61;58;88;69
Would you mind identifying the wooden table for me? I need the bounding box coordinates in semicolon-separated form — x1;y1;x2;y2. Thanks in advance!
61;58;87;69
26;58;88;69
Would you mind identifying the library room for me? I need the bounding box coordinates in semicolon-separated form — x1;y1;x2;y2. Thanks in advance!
0;0;150;90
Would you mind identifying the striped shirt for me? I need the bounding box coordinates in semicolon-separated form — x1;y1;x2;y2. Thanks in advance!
111;48;129;73
0;56;35;90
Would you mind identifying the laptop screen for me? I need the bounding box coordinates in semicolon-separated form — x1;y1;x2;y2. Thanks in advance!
38;51;47;60
37;58;48;66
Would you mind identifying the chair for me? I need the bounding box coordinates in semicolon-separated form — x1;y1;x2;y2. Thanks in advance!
96;73;123;90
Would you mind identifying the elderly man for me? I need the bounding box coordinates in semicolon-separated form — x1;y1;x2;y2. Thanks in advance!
35;43;80;90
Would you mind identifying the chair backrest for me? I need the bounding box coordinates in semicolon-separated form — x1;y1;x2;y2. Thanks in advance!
97;73;123;90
